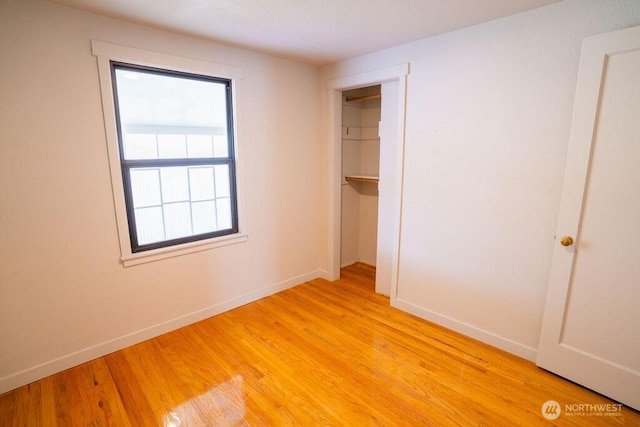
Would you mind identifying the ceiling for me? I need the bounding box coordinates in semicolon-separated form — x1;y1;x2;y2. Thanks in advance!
48;0;562;65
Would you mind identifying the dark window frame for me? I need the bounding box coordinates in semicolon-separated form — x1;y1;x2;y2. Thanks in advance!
110;61;239;253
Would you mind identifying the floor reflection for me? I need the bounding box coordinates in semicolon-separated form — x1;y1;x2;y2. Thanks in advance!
163;375;246;426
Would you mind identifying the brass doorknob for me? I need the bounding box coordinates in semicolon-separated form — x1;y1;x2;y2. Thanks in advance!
560;236;574;247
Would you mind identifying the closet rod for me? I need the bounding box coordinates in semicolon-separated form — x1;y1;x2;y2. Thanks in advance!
345;94;381;103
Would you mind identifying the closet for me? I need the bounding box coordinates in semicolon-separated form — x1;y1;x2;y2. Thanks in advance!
340;85;381;268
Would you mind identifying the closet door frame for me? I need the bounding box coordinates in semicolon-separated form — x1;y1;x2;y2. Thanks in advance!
325;64;409;300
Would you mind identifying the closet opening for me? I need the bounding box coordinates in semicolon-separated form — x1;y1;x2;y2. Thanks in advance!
326;63;408;299
340;85;381;281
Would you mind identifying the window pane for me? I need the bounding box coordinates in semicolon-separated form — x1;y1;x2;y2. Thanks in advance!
130;169;161;207
189;167;215;201
216;197;232;229
214;165;230;198
192;200;217;234
114;68;228;131
158;134;187;158
212;135;229;158
163;202;192;240
160;167;189;203
123;134;157;160
187;135;213;158
135;206;164;245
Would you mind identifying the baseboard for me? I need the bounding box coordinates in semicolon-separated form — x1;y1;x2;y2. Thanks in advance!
340;259;359;268
318;269;333;281
0;270;322;394
392;298;537;362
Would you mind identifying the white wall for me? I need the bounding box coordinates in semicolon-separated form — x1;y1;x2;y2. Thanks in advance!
0;0;320;392
321;0;640;360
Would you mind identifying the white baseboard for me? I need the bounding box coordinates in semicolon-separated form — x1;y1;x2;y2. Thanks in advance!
0;270;322;394
391;298;537;362
318;269;333;281
340;259;359;268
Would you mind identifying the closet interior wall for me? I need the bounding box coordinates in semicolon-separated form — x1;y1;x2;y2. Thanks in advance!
340;85;381;268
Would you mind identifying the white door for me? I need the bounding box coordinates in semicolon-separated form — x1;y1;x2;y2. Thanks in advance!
537;26;640;410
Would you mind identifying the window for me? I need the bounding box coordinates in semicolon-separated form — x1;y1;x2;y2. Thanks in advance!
92;41;246;266
111;63;238;252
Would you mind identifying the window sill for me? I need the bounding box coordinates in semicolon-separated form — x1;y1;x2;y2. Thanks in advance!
121;233;248;267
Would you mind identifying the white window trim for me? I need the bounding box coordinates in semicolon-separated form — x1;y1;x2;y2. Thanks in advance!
92;41;247;267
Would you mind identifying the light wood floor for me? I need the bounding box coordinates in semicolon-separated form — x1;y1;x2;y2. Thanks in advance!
1;263;638;426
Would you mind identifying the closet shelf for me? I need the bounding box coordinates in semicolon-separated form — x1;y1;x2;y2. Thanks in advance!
345;94;381;103
344;175;379;184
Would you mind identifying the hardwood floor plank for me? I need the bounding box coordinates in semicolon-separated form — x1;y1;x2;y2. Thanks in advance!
1;263;638;425
103;351;159;426
39;377;57;427
187;321;280;425
0;387;16;425
12;382;42;427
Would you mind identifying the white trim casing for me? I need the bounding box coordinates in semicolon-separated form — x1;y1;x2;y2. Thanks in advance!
91;41;247;266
